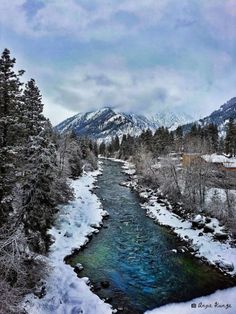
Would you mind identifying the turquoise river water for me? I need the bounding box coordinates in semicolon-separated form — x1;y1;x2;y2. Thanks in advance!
71;159;235;313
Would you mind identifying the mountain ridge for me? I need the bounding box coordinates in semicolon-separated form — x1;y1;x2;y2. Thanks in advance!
55;107;192;142
183;97;236;133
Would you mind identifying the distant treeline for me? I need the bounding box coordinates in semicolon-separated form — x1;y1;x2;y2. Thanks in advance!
100;119;236;159
99;110;236;237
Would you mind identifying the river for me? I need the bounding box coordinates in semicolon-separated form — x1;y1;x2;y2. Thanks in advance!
70;159;235;313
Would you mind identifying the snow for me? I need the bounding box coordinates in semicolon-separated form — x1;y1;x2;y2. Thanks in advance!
56;107;193;143
206;188;236;203
122;160;136;175
193;214;203;223
23;164;113;314
116;159;236;276
223;162;236;169
144;201;236;274
201;154;236;164
98;158;236;314
145;287;236;314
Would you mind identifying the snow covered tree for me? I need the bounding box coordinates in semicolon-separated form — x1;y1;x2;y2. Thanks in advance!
225;118;236;156
99;142;106;155
175;125;183;152
0;48;24;221
205;123;219;152
21;78;45;137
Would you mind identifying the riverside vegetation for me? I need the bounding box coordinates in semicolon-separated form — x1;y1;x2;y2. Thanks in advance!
0;49;98;313
99;120;236;238
1;47;236;313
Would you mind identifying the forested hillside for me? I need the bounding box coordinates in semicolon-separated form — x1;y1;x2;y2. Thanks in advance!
100;121;236;235
0;49;98;313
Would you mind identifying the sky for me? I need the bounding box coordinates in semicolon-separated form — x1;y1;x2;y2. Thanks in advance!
1;0;236;125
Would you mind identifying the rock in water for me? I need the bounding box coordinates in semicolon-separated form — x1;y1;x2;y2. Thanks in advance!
101;280;110;288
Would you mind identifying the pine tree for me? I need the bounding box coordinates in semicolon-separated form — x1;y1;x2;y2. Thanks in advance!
22;126;60;252
0;49;24;220
114;135;120;151
205;123;219;152
21;78;45;137
175;125;183;152
225;118;236;156
99;142;106;155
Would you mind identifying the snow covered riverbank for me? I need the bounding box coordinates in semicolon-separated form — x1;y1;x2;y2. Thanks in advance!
24;165;113;314
120;160;236;276
145;286;236;314
118;159;236;313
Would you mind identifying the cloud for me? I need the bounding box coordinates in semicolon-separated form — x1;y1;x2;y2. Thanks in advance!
2;0;236;126
37;47;236;125
201;0;236;40
1;1;236;43
41;60;201;119
0;0;170;40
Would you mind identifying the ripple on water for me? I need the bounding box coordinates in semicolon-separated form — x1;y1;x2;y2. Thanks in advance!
71;160;236;313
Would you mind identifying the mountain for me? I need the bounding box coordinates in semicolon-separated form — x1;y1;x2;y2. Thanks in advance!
55;107;192;142
183;97;236;133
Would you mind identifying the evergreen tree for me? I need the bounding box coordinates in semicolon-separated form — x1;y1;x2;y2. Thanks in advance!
225;118;236;156
114;135;120;151
99;142;106;155
175;125;183;152
0;49;24;220
21;78;45;137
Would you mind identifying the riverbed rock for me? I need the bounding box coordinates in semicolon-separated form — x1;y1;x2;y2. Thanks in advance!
93;229;99;234
214;232;228;241
119;181;130;187
192;215;205;229
205;217;212;224
81;277;91;286
87;232;93;239
117;307;124;312
214;260;234;272
203;224;215;233
64;231;73;238
101;280;110;288
92;283;101;292
102;210;109;219
34;285;46;299
90;223;101;229
177;246;188;253
74;263;84;273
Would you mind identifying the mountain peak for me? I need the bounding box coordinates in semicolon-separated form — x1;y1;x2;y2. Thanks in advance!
56;108;192;142
183;97;236;134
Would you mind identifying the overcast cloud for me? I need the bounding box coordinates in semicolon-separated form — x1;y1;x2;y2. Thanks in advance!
1;0;236;124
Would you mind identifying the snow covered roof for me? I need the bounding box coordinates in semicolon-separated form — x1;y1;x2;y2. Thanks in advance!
223;162;236;169
201;154;234;164
201;154;236;170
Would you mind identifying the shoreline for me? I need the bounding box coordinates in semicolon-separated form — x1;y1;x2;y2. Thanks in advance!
24;157;236;314
103;156;236;277
23;162;113;314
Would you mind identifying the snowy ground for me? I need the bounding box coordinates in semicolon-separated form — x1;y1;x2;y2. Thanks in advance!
121;160;236;275
26;156;235;314
144;202;236;274
206;187;236;203
120;159;236;314
145;287;236;314
23;165;113;314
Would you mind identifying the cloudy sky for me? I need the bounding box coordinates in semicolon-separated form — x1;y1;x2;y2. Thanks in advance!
1;0;236;125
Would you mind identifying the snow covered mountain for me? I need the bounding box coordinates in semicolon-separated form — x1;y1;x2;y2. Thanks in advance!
56;107;192;142
183;97;236;134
